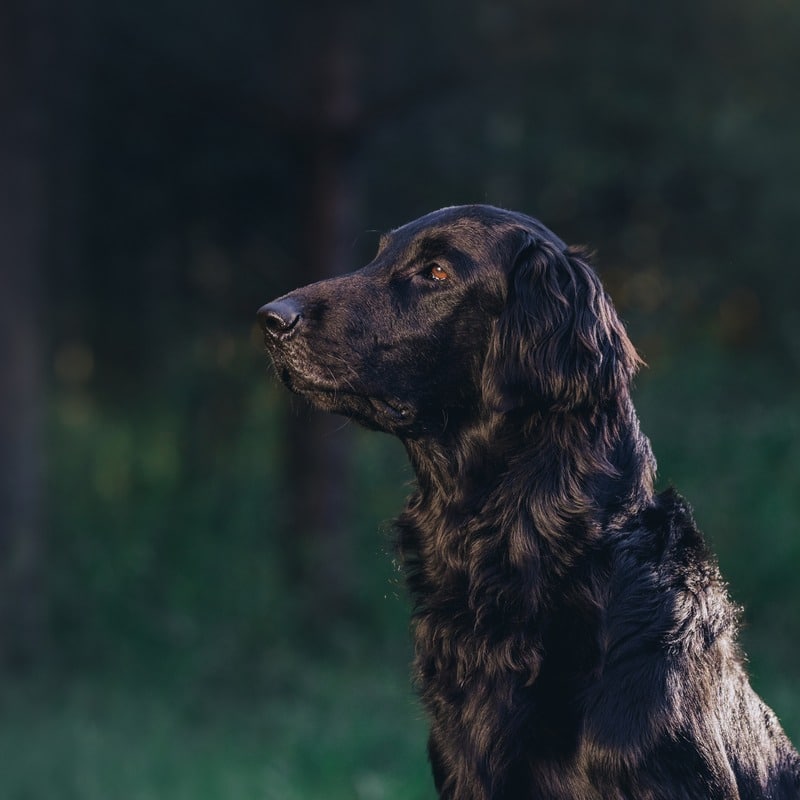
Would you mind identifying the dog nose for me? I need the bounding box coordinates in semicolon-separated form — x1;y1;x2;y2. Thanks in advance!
258;299;302;339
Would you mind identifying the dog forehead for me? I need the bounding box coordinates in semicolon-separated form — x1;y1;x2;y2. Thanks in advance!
379;206;508;259
392;205;504;239
382;205;567;255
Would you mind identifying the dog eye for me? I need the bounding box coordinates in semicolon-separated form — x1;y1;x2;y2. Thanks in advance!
428;264;450;282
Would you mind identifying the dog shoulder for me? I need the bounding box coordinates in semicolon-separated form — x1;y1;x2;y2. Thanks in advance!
613;487;737;647
581;489;800;795
580;490;740;758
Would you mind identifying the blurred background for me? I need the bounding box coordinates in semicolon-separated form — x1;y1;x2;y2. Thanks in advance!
1;0;799;797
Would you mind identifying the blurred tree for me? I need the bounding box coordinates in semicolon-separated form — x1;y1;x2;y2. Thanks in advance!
0;0;50;668
278;4;364;608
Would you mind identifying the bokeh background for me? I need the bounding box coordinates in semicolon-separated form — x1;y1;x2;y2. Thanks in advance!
2;0;799;797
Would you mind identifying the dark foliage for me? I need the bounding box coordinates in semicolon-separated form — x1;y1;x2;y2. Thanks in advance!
260;205;800;798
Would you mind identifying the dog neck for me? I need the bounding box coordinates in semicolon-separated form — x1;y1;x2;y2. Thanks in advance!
398;392;656;594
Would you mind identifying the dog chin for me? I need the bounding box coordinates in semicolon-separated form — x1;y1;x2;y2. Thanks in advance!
333;393;414;430
287;381;414;432
271;359;414;430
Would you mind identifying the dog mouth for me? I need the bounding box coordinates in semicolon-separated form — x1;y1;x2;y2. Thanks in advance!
367;396;412;420
275;365;412;424
306;387;413;427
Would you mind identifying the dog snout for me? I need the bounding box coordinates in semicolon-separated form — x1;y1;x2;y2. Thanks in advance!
258;298;302;340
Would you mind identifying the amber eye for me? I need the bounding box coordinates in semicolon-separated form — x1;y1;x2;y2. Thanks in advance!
429;264;450;282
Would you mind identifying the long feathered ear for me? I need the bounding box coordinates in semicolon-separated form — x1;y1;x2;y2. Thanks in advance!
482;235;643;413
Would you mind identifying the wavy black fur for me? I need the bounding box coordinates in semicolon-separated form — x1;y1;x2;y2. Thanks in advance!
259;205;800;799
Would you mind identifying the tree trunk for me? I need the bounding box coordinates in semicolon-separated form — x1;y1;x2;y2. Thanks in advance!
282;11;364;616
0;0;50;668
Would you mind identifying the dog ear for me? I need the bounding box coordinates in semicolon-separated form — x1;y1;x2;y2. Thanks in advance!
482;235;643;413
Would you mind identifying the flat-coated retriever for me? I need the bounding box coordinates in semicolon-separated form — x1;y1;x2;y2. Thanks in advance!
258;205;800;799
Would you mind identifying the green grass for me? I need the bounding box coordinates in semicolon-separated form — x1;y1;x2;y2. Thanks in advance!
0;653;432;800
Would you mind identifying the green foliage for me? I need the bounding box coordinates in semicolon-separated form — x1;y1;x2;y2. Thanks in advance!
46;346;412;675
47;382;282;670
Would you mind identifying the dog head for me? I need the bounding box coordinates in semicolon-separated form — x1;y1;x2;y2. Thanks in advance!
259;205;641;437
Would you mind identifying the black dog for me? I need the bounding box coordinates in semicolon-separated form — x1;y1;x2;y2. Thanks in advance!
259;205;800;799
